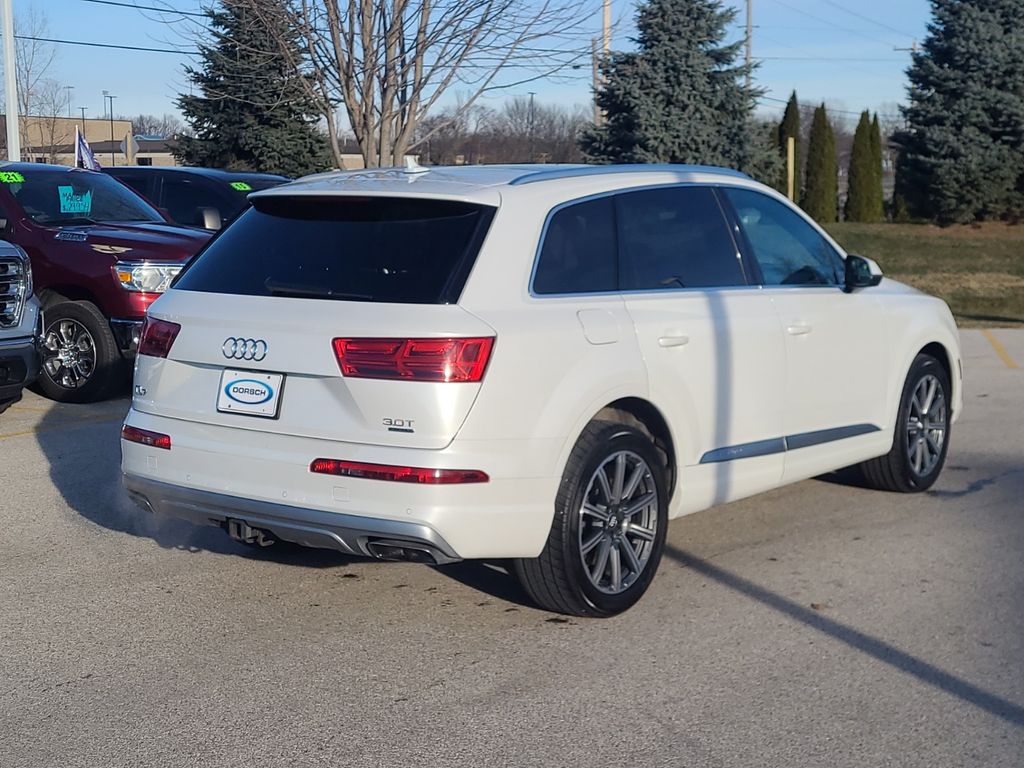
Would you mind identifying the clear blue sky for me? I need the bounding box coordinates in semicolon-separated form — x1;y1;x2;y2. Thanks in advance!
24;0;932;126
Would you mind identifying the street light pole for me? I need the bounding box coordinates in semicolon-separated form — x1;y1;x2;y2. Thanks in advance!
2;0;20;161
103;92;117;165
64;85;74;117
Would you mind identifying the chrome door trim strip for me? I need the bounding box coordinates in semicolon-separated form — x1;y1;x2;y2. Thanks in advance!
784;423;880;451
699;423;881;464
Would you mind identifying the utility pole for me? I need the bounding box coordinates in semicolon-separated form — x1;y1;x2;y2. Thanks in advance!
528;91;536;162
745;0;753;93
79;106;87;132
2;0;20;161
64;86;74;118
591;37;600;125
103;92;117;165
602;0;610;54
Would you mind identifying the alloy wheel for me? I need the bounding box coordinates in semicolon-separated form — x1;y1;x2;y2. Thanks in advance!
578;450;660;595
906;373;946;477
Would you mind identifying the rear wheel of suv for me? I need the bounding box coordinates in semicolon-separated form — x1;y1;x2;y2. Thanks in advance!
515;420;668;617
859;353;951;493
36;301;121;403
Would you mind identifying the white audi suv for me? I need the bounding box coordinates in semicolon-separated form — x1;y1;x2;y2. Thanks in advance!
121;164;962;616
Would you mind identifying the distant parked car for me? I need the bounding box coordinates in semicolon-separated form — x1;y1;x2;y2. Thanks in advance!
104;166;289;231
0;242;41;415
0;163;211;402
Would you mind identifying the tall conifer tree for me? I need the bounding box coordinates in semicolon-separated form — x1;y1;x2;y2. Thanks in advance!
176;0;330;177
580;0;779;183
801;104;837;223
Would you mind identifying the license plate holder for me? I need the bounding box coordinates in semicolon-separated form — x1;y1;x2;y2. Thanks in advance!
216;369;284;418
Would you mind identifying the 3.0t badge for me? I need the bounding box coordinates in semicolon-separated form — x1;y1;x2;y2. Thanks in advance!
222;337;268;361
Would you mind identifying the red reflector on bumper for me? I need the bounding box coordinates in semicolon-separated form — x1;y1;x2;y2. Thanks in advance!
121;424;171;450
310;458;488;484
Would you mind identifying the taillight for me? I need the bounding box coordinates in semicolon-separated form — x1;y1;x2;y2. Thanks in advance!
332;337;494;382
121;424;171;450
310;458;488;484
138;316;181;358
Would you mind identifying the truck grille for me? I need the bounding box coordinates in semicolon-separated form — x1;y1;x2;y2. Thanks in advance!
0;256;28;328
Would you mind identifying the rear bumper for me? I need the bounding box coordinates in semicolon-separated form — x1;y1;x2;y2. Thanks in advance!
123;474;463;564
120;408;563;559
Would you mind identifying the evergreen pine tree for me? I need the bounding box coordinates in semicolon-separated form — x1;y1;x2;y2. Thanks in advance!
175;0;330;177
869;113;885;217
579;0;779;184
845;111;882;222
895;0;1024;222
800;104;837;223
775;91;802;197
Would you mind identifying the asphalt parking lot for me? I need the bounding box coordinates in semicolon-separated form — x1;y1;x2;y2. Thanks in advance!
2;328;1022;767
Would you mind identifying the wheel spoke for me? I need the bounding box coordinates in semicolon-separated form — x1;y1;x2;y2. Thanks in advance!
622;462;646;502
595;467;614;506
581;531;604;556
619;537;642;575
582;503;609;521
913;441;924;472
590;538;611;583
611;453;626;503
626;523;655;542
924;431;941;455
609;544;622;592
622;491;656;518
922;377;937;415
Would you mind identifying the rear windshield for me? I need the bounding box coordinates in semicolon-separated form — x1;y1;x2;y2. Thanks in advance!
173;196;495;304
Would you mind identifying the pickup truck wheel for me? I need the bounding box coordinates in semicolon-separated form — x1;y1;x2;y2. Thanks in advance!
860;353;951;493
35;301;120;403
515;420;668;617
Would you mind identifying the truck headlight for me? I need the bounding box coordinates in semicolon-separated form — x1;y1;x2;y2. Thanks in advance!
114;262;182;293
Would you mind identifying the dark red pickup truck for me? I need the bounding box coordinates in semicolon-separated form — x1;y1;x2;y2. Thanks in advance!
0;163;211;402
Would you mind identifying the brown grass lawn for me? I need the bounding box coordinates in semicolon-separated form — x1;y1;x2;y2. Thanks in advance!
826;222;1024;327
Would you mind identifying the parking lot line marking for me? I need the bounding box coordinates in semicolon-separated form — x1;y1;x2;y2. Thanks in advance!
982;329;1020;369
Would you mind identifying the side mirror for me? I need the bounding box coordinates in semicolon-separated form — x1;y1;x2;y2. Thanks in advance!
844;253;883;293
196;206;222;231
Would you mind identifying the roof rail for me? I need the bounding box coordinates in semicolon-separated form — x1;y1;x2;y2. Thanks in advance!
509;163;750;186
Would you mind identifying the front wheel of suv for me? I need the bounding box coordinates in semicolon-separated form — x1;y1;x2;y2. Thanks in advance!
35;301;121;404
515;420;669;617
859;353;952;493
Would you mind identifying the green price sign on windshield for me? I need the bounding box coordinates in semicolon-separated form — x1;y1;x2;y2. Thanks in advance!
0;172;25;184
230;181;253;191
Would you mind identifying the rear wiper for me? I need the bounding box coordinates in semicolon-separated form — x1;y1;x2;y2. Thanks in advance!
264;279;373;301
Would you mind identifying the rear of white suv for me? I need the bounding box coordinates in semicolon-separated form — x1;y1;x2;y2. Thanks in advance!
123;164;962;617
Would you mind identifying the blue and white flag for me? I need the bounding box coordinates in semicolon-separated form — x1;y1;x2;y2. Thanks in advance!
74;126;101;171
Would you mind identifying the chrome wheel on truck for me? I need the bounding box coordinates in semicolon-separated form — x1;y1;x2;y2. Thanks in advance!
34;300;121;403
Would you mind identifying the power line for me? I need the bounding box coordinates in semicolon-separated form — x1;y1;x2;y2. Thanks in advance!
818;0;915;38
14;34;196;55
761;56;905;62
78;0;206;17
764;0;901;48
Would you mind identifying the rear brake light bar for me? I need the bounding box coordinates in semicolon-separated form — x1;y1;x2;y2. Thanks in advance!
138;316;181;358
310;458;488;484
121;424;171;450
332;337;494;382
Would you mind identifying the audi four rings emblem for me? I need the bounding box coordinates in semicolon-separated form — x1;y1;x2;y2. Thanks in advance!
222;337;268;361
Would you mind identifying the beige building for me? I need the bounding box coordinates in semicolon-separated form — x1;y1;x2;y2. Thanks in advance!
0;115;179;167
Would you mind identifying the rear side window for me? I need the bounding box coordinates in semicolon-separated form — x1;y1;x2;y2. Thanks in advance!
174;196;495;304
616;186;745;290
533;196;617;295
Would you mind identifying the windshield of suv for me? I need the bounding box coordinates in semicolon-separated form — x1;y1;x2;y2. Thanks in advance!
4;169;164;226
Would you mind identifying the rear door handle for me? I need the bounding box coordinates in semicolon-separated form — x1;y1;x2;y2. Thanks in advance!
786;324;813;336
658;335;690;348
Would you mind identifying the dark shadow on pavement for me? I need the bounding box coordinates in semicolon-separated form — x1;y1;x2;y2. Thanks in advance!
664;543;1024;728
435;560;534;608
813;465;876;490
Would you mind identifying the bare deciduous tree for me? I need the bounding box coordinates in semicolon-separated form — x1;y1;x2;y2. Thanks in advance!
234;0;598;168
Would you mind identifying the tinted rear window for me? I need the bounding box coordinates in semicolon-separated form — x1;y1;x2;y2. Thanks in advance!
533;196;617;295
174;196;495;304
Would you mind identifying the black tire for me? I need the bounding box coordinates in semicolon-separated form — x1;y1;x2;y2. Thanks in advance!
515;420;669;617
0;397;18;415
34;300;121;404
859;353;952;493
